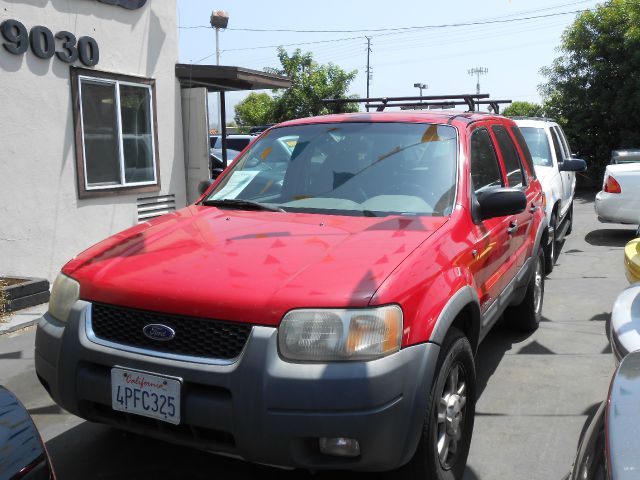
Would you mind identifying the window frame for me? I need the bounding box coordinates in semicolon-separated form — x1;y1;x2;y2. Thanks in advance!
508;126;537;180
469;126;505;196
71;67;161;199
490;124;527;189
548;126;566;166
554;125;572;160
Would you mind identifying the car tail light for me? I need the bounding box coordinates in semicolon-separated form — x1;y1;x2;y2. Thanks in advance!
604;175;622;194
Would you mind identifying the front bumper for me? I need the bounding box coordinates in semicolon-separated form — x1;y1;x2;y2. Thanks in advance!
35;301;440;472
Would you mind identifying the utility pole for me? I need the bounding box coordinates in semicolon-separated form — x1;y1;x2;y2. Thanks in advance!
365;36;372;111
468;67;488;96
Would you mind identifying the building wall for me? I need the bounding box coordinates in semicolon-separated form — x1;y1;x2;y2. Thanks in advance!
0;0;186;280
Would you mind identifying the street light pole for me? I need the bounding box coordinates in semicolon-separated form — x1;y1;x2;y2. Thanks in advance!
413;82;427;102
215;26;220;65
210;10;229;165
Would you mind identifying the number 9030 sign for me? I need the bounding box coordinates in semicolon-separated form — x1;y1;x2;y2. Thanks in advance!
1;19;99;66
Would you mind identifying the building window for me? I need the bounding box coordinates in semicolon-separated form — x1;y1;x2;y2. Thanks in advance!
71;68;160;198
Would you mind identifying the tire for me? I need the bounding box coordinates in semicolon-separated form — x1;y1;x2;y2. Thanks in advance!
399;328;476;480
508;248;545;331
565;201;574;235
544;212;557;274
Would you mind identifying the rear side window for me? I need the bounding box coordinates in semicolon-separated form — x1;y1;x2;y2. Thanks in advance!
555;126;572;158
470;128;503;194
549;127;566;164
509;126;537;179
492;125;525;187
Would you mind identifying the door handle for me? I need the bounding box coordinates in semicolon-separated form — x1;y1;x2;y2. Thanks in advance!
507;221;518;235
529;203;537;213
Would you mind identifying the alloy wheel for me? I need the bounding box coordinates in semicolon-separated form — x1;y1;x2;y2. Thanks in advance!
436;362;467;470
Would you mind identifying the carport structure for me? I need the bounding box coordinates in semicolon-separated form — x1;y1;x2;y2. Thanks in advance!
176;63;290;165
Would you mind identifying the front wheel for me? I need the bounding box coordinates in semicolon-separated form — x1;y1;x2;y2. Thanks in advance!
400;328;476;479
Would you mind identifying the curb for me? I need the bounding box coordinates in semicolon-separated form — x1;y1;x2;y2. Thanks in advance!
0;304;47;336
0;317;40;335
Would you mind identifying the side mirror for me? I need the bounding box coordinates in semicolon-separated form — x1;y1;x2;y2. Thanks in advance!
211;168;224;179
477;188;527;221
198;179;215;196
559;158;587;172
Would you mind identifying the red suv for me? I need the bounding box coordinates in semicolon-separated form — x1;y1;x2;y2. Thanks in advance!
36;109;546;479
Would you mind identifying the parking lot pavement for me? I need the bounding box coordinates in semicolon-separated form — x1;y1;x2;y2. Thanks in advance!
465;192;631;480
0;192;634;479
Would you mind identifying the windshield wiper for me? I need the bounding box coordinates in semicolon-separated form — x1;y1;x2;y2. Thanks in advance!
201;198;285;212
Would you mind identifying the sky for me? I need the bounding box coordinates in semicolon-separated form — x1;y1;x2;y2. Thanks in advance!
176;0;602;127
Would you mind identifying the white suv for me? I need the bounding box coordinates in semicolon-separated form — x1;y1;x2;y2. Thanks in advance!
514;118;586;273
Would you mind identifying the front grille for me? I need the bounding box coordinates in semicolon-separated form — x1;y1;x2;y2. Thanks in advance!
90;303;252;360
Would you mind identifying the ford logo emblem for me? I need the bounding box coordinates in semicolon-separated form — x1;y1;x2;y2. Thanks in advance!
142;324;175;342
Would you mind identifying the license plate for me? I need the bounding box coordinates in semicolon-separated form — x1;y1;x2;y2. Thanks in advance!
111;367;181;425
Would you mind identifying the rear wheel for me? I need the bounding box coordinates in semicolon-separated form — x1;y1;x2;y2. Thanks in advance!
508;248;545;331
400;328;476;480
544;212;557;274
565;202;574;235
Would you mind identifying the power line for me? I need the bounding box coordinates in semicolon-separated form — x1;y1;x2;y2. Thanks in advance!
180;5;594;34
212;9;590;57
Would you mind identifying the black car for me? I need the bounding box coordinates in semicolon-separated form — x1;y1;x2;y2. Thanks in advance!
0;386;55;480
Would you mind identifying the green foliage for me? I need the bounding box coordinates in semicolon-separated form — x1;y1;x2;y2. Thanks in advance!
540;0;640;184
233;92;276;129
266;48;359;122
502;101;545;118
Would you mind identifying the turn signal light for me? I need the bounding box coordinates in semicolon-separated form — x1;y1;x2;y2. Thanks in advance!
604;175;622;194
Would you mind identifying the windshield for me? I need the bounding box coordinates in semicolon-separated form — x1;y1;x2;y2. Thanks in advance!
204;122;458;217
519;127;553;167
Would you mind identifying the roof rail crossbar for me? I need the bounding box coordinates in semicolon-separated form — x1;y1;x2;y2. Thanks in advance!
321;94;490;112
474;99;512;115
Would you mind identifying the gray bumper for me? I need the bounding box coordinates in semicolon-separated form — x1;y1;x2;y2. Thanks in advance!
610;284;640;364
35;301;440;471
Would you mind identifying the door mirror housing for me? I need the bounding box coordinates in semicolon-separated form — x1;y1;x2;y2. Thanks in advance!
476;188;527;221
559;158;587;172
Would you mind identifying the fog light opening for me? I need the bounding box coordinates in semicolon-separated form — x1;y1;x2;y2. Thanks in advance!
318;437;361;457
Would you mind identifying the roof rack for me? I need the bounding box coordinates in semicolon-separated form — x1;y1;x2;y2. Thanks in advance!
321;94;512;114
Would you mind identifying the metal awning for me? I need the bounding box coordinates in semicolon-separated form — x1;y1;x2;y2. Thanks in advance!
175;64;290;169
175;64;291;92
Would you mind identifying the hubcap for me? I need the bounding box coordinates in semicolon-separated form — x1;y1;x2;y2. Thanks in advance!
436;363;467;470
533;255;544;314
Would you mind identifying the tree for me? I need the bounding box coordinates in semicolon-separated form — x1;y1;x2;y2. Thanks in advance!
234;92;276;129
502;101;545;118
540;0;640;184
266;48;359;121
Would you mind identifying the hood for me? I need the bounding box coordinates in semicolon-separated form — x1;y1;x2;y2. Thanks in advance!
64;206;446;325
533;165;555;183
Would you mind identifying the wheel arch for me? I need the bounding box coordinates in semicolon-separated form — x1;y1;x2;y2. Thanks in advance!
429;286;482;355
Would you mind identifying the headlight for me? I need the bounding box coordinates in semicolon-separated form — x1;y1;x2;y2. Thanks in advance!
48;273;80;323
278;305;403;362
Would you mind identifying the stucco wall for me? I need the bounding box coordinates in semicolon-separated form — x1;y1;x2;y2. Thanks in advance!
0;0;185;280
